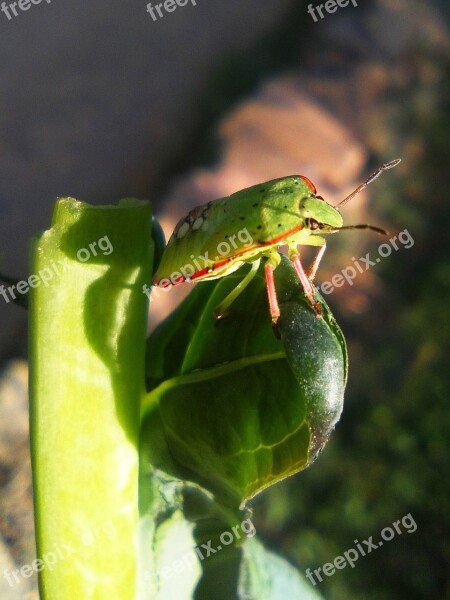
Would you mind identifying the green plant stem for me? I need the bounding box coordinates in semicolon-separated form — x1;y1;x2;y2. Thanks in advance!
29;198;153;599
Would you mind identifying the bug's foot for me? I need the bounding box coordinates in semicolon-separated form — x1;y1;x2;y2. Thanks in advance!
312;301;322;317
272;319;281;339
213;308;232;324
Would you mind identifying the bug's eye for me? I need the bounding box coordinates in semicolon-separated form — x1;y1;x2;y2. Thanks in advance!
307;218;320;230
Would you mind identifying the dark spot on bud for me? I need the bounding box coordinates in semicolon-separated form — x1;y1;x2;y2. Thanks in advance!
257;225;262;230
252;202;258;207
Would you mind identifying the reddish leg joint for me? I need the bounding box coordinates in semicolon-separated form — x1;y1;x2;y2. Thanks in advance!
291;255;322;317
264;263;280;325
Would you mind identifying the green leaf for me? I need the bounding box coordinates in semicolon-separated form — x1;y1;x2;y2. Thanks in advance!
239;537;324;600
139;476;323;600
0;270;29;308
142;255;347;509
151;217;167;275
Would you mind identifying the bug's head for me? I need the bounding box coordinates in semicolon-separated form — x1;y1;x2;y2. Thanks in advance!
300;195;343;234
300;159;402;237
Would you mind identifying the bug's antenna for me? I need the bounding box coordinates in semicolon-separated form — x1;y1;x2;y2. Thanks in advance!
336;158;402;208
328;224;388;235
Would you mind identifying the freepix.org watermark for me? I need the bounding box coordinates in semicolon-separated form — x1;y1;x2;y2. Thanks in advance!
307;0;358;22
305;513;418;586
3;519;117;587
146;0;197;22
0;235;113;305
143;227;253;302
319;229;414;295
1;0;52;21
144;517;256;590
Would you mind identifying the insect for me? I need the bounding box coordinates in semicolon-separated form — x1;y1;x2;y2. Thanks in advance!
153;159;401;325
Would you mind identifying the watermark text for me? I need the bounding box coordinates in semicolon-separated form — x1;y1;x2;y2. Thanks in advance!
0;235;113;305
3;519;117;587
305;513;417;586
319;229;414;295
146;0;197;21
144;517;256;590
307;0;358;22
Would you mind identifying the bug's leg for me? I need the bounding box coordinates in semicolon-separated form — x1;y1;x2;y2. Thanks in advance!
263;251;282;328
307;244;326;281
214;258;261;320
265;264;280;326
288;247;322;317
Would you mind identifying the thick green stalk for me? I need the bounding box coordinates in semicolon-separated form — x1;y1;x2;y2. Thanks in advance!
29;198;153;599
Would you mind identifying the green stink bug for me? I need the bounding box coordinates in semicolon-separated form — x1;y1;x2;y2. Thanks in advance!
153;159;401;324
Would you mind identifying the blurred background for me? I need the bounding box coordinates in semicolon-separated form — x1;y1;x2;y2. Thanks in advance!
0;0;449;598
